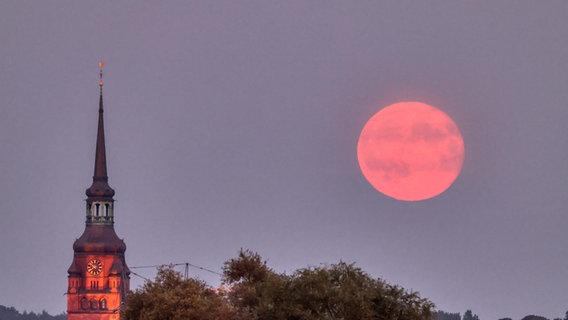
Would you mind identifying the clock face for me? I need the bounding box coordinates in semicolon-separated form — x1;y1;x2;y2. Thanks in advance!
87;259;103;275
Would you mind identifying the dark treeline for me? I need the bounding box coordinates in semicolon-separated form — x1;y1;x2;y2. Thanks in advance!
1;304;565;320
435;309;568;320
2;265;567;320
0;305;65;320
436;309;480;320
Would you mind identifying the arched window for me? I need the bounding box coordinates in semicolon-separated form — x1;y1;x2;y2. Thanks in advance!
100;298;107;310
91;299;98;310
80;297;89;310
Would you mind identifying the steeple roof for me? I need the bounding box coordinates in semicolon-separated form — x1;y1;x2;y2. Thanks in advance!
86;62;115;199
73;225;126;253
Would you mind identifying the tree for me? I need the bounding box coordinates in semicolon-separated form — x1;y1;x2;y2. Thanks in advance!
435;310;461;320
463;310;480;320
222;249;275;318
121;266;240;320
223;249;435;320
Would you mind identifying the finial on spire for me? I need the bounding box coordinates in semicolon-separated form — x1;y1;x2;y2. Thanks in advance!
86;60;114;200
99;61;105;88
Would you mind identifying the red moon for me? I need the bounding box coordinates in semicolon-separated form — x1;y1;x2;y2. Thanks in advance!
357;102;464;201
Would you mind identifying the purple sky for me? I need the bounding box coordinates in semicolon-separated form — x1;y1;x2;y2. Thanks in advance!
1;2;568;319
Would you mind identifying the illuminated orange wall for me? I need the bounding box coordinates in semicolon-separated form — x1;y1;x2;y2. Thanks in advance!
67;254;128;320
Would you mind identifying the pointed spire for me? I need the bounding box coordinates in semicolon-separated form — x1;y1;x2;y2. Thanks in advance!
94;61;108;179
86;61;115;199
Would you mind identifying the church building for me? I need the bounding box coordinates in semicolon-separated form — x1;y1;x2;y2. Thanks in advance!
67;63;130;320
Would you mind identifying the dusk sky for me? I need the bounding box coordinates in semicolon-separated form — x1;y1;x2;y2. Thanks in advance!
1;2;568;319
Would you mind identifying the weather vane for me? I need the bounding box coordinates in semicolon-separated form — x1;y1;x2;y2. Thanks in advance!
99;61;105;88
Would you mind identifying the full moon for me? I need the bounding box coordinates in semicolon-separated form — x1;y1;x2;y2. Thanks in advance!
357;101;465;201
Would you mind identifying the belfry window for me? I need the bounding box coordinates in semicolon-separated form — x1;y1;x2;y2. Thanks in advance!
95;203;100;217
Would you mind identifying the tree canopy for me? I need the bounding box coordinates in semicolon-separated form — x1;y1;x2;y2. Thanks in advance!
121;266;239;320
122;249;435;320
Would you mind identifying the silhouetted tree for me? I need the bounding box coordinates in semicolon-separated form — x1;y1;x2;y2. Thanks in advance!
463;310;480;320
435;310;461;320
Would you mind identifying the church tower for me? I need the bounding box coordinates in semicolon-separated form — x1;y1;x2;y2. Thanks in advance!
67;63;130;320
